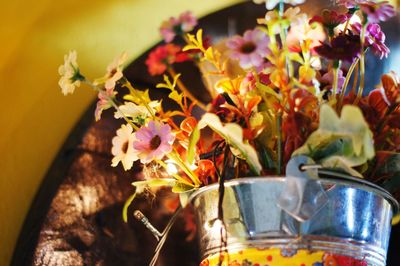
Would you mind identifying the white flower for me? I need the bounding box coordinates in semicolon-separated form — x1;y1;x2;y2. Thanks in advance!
114;101;160;122
253;0;305;10
258;7;307;34
111;124;139;171
94;52;128;91
58;50;84;95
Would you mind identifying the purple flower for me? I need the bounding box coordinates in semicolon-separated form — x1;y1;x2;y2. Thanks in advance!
352;22;390;58
315;34;361;62
133;121;175;163
359;1;396;23
226;28;270;69
336;0;395;23
321;68;345;92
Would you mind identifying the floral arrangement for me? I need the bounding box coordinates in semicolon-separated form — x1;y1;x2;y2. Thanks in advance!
59;0;400;224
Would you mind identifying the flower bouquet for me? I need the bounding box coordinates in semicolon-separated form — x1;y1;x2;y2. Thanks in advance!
59;0;400;265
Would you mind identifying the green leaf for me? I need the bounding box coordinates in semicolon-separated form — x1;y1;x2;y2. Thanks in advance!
122;192;137;223
198;113;262;175
293;105;375;176
187;125;200;165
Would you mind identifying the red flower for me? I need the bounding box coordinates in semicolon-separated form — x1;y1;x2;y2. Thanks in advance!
310;10;349;32
145;44;190;76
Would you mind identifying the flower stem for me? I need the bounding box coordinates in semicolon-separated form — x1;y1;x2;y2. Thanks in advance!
84;80;139;130
167;67;207;111
277;112;283;175
122;78;157;119
338;58;359;110
354;24;366;105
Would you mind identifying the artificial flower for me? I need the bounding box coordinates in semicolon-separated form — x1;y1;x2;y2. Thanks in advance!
94;52;127;91
259;7;307;34
253;0;305;10
145;44;190;76
359;1;395;23
226;28;270;69
111;124;138;171
160;11;198;43
352;22;390;59
133;121;175;163
314;34;361;62
58;50;84;95
114;101;160;123
286;19;326;52
95;89;117;121
320;68;345;92
310;10;349;33
380;71;400;105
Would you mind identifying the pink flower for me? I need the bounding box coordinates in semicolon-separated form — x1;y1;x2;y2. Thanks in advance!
133;121;175;163
336;0;395;23
160;11;198;43
95;89;116;121
310;10;349;32
226;29;270;69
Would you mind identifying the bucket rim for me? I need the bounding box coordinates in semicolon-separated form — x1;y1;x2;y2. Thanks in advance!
188;176;399;215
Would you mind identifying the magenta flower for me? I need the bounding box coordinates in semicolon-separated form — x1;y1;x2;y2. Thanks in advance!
315;34;361;62
133;121;175;163
159;11;198;43
226;28;270;69
352;22;390;58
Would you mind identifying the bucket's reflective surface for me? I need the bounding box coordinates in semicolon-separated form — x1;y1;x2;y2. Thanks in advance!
190;177;398;266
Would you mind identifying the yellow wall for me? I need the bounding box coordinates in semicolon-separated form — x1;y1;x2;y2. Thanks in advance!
0;1;242;265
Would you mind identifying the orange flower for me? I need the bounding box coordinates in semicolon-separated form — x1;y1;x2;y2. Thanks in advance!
145;44;190;76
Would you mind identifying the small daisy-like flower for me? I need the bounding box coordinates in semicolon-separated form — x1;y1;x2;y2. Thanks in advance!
94;52;127;91
114;101;160;123
94;89;117;121
287;20;325;52
253;0;305;10
359;1;395;23
352;22;390;59
226;28;270;69
133;121;175;164
58;50;84;95
111;124;138;171
145;44;190;76
336;0;395;23
160;11;198;43
315;34;361;62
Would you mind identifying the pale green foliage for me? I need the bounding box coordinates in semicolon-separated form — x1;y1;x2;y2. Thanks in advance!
293;105;375;176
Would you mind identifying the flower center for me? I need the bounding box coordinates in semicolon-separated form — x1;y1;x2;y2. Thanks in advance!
240;42;257;54
150;135;162;150
122;141;129;153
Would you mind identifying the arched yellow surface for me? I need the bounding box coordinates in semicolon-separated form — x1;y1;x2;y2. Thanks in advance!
0;1;242;265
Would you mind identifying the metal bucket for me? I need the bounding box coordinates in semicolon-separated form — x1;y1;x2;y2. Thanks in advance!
190;177;399;266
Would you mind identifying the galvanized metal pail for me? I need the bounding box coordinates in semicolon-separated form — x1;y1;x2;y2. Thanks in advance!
190;177;399;266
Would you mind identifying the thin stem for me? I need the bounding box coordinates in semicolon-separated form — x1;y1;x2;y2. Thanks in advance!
277;112;283;175
84;80;139;130
350;63;360;94
167;67;207;111
354;25;366;105
331;61;341;106
338;58;359;110
122;78;156;119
